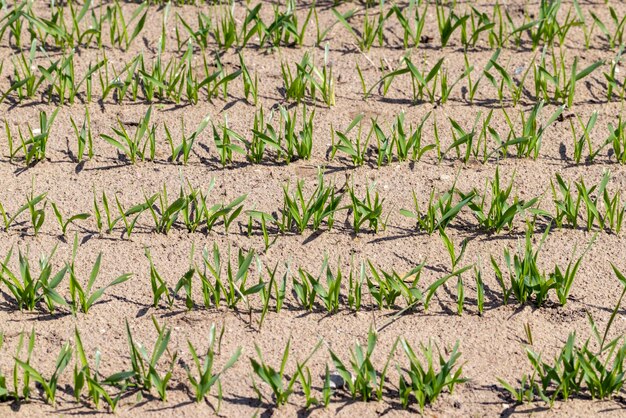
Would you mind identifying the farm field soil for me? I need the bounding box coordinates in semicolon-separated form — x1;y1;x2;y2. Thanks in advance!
1;1;626;417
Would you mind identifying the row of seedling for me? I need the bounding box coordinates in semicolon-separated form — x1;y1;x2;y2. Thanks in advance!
9;102;626;167
0;168;623;240
0;43;246;106
1;40;615;108
332;0;626;52
0;221;596;317
364;45;609;107
3;0;622;52
148;222;599;317
0;321;463;413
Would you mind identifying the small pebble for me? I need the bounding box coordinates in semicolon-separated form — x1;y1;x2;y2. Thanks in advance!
329;373;345;389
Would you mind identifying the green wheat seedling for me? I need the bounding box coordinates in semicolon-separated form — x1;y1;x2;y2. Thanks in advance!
145;248;174;308
106;0;148;51
492;225;550;306
551;173;581;229
348;182;386;235
281;50;335;106
397;339;466;412
259;0;313;48
9;108;59;165
50;202;90;237
474;262;485;315
576;171;625;233
92;190;114;234
70;107;94;161
185;323;242;404
444;112;481;163
169;245;196;311
534;47;604;107
16;341;72;405
242;107;270;163
212;119;245;167
483;52;533;106
281;54;310;103
465;49;501;104
463;6;497;48
462;168;544;233
238;52;258;105
438;62;473;105
392;1;427;49
347;261;365;312
138;46;197;103
26;186;47;236
500;101;564;160
400;181;475;235
397;111;433;162
176;10;212;50
69;236;132;314
253;105;315;163
19;7;73;50
329;328;398;402
362;112;434;165
213;6;237;50
246;210;278;251
297;360;318;409
292;267;317;311
607;115;626;164
146;185;184;235
114;193;157;238
604;46;625;102
257;261;288;327
436;3;469;48
367;56;443;104
198;244;261;309
101;106;156;164
366;261;426;309
574;0;597;50
0;3;28;49
0;189;47;232
1;42;45;103
201;190;246;235
10;328;35;401
100;53;140;103
314;258;343;313
164;114;210;165
439;230;468;315
0;246;68;312
250;338;322;407
198;53;243;103
332;3;390;52
589;7;626;49
526;0;576;50
491;224;591;307
570;111;599;164
73;328;121;411
292;257;342;313
553;237;595;306
330;113;373;166
37;52;105;105
107;318;177;401
279;173;343;234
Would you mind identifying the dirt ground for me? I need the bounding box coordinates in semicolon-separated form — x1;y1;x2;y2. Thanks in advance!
1;1;626;417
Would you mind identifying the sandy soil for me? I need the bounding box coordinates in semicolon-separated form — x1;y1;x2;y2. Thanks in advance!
1;1;626;417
